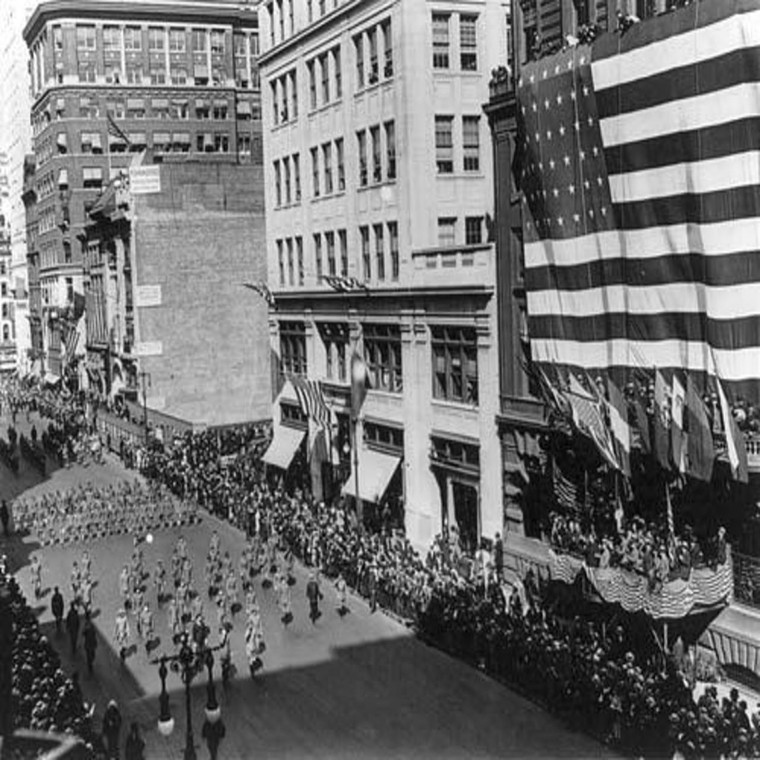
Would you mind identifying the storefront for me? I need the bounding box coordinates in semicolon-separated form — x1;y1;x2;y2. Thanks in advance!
263;401;309;492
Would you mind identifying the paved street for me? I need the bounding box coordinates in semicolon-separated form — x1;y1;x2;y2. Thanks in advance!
2;413;613;759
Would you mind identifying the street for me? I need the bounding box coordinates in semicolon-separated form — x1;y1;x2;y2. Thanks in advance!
2;412;613;759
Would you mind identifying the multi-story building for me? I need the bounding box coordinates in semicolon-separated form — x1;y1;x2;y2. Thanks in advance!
0;0;36;375
259;0;510;549
0;225;14;375
80;158;270;430
23;0;263;381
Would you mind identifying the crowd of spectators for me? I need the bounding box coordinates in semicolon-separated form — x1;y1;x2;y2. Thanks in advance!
0;560;95;745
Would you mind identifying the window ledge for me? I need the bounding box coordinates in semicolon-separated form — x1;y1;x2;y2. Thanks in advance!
310;190;346;203
357;180;396;193
353;77;393;98
307;99;343;118
431;398;479;413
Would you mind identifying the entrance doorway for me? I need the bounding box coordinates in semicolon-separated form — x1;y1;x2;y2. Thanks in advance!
452;480;479;554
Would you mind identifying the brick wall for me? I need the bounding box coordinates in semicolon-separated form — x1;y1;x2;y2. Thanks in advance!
134;160;270;426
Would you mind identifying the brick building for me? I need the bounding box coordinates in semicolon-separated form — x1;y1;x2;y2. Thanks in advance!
22;0;262;382
81;158;270;430
0;225;14;375
259;0;511;549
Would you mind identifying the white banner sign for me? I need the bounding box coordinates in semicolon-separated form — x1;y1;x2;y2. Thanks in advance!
135;341;163;356
129;165;161;194
135;284;162;307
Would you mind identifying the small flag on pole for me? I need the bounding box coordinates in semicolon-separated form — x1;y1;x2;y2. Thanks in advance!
243;281;276;308
106;113;131;147
322;275;370;293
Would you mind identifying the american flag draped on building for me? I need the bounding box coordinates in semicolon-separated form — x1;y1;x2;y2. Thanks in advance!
516;0;760;401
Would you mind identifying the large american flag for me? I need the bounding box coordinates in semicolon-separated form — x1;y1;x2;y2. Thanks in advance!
517;0;760;399
288;375;333;429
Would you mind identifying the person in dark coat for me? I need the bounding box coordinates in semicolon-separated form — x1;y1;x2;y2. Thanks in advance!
306;572;323;624
0;500;9;536
493;533;504;582
66;601;80;656
124;722;145;760
102;700;122;760
51;587;64;633
202;717;225;760
83;616;98;674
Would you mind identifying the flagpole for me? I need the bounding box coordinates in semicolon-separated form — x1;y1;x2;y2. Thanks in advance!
352;411;363;529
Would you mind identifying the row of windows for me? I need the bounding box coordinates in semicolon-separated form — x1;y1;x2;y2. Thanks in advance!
307;47;341;112
271;69;298;125
266;0;345;48
310;138;344;198
313;229;349;283
432;13;479;71
273;153;301;206
360;222;399;283
279;321;479;405
437;216;485;247
357;121;395;187
354;19;393;90
276;236;304;287
435;115;481;174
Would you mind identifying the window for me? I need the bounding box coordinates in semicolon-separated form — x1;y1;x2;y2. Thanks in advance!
280;77;289;121
435;115;454;174
170;66;187;85
463;116;480;171
283;156;291;204
125;65;143;84
274;160;282;206
293;153;301;201
213;102;228;120
368;28;379;83
326;231;336;276
280;322;307;375
385;121;396;180
170;29;186;51
103;26;121;53
370;126;382;183
374;224;385;281
56;133;68;154
211;30;225;55
78;63;96;83
149;28;165;51
238;134;251;155
296;237;304;285
173;133;191;152
460;14;478;70
465;216;483;245
192;29;207;53
82;167;103;189
311;147;320;197
150;62;167;85
432;14;450;69
364;421;403;451
287;238;294;285
320;54;330;103
277;240;285;285
360;225;370;279
76;26;96;49
432;326;478;404
321;324;348;381
364;324;402;393
323;143;333;194
336;138;345;191
271;82;279;125
124;27;142;51
333;47;342;98
438;217;456;246
314;234;323;281
196;101;210;120
308;61;317;110
290;71;298;119
153;132;171;152
339;229;348;276
357;130;367;186
382;20;393;78
79;97;100;119
388;222;399;280
80;132;103;154
53;26;63;51
354;35;364;89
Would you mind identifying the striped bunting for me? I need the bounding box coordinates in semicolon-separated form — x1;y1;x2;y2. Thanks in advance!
288;375;332;429
517;0;760;398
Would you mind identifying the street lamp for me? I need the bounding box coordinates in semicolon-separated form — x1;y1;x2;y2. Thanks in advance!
150;631;223;760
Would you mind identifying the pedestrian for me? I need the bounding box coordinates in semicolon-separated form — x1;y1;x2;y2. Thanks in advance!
168;596;181;644
278;571;293;625
81;549;92;583
70;561;81;604
306;571;323;624
139;603;154;653
154;559;166;605
102;700;122;760
80;576;94;615
66;601;80;656
83;616;98;674
493;532;504;582
202;717;226;760
51;586;64;633
30;555;43;599
119;565;130;608
335;572;348;616
114;608;130;663
124;722;145;760
0;499;10;537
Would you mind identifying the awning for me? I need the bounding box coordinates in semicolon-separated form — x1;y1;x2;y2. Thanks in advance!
262;425;305;469
236;101;251;116
43;372;61;386
126;98;144;109
342;447;401;503
152;98;169;109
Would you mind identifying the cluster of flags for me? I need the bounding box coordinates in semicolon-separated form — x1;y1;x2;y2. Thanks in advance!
536;365;748;485
322;275;370;293
243;281;276;308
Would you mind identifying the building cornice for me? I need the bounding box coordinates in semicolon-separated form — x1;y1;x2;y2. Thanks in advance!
24;0;258;46
272;283;494;303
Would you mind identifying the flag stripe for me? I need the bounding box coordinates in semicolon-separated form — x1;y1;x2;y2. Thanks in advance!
605;117;760;176
595;45;760;120
609;150;760;204
598;83;760;149
592;9;760;92
528;313;760;351
526;250;760;292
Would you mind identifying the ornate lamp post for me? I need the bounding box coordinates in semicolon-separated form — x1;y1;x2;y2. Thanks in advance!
150;631;222;760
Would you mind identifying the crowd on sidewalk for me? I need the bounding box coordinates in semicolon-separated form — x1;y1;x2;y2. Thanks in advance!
3;378;760;758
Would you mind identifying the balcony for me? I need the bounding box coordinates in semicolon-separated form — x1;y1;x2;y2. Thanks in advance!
713;431;760;474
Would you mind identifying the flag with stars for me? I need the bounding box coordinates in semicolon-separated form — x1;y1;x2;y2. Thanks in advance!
517;0;760;401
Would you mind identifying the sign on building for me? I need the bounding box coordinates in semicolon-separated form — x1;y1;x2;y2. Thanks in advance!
135;284;162;307
129;165;161;194
134;341;163;356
